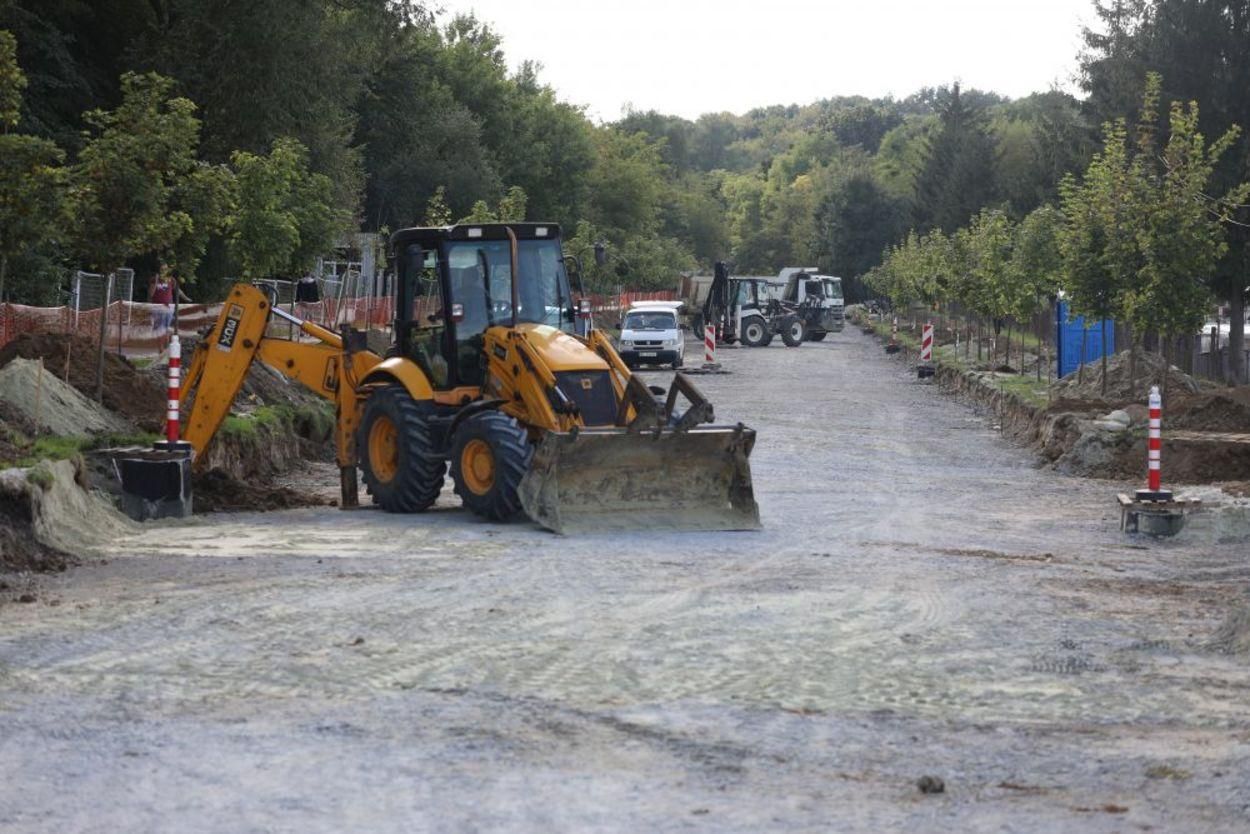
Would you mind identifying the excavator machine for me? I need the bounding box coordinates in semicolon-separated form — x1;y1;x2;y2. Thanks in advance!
178;223;760;533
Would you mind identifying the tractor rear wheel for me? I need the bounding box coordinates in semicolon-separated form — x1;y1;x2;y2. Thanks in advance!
358;385;446;512
742;316;770;347
781;316;806;347
451;410;533;521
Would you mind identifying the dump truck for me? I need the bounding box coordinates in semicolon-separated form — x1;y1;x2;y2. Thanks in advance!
179;223;760;533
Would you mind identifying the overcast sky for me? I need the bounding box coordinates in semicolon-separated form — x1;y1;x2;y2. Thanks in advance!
439;0;1095;121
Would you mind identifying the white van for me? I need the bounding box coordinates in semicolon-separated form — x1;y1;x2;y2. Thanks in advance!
617;302;685;369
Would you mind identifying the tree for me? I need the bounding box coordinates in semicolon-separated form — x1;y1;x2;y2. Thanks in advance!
0;29;68;302
1080;0;1250;381
1059;74;1248;392
228;137;342;280
912;83;998;233
69;72;203;277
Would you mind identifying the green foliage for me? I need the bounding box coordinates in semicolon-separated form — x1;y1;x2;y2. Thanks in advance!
0;28;24;129
68;72;202;275
228;137;343;279
455;185;528;224
1059;73;1247;336
424;186;452;226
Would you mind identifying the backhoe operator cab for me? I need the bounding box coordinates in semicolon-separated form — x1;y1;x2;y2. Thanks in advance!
393;224;578;392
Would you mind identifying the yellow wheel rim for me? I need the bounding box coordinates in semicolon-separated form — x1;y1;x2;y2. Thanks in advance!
368;415;399;483
461;438;495;496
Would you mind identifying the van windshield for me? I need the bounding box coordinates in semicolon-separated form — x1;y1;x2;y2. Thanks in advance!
623;310;676;331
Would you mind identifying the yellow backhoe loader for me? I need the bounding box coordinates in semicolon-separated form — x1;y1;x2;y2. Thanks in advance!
179;223;759;533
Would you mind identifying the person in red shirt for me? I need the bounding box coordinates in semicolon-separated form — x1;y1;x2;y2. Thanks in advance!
150;267;176;350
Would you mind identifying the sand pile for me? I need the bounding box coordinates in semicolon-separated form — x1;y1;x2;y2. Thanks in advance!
0;333;166;431
0;359;131;437
1052;350;1201;404
1;458;134;572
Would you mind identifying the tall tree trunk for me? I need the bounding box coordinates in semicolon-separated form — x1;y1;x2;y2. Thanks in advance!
1230;282;1246;386
95;271;113;403
1128;324;1137;402
1078;325;1087;385
1100;319;1109;399
0;254;7;304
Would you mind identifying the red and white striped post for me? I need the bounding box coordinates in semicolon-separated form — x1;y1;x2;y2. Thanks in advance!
917;321;935;378
703;323;718;367
885;315;901;353
1140;385;1169;499
166;334;182;443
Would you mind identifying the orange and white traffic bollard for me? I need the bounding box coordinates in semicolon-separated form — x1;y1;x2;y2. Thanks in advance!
917;321;935;378
1137;385;1170;501
166;334;181;443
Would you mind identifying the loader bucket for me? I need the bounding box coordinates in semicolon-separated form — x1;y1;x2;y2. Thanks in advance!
518;425;761;534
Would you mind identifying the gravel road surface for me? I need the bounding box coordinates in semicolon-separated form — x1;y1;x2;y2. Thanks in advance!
2;328;1248;832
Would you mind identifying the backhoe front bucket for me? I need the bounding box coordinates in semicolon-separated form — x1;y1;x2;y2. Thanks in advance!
518;425;761;534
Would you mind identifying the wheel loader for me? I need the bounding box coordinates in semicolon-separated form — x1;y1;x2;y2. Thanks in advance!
179;223;760;533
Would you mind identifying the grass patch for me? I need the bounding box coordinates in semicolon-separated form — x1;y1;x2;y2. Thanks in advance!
992;374;1050;409
219;403;335;443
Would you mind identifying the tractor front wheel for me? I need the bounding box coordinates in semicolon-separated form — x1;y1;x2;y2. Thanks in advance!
358;385;446;513
451;410;533;521
781;316;806;347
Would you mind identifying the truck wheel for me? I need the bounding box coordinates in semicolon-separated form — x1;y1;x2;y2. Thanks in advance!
358;385;446;513
742;316;770;347
808;331;827;342
450;410;533;521
781;316;805;347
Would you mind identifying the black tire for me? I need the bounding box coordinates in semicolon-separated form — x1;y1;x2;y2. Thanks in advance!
358;385;446;513
672;355;683;369
450;410;533;521
781;316;805;347
741;316;770;347
808;331;827;342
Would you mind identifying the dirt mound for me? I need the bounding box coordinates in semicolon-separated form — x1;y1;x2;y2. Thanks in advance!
193;468;329;513
1168;391;1250;433
1052;350;1201;405
0;358;133;437
0;333;166;431
0;486;73;572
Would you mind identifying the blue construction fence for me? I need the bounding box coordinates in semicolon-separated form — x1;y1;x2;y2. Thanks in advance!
1055;301;1115;378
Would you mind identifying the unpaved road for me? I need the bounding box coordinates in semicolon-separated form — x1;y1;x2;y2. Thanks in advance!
3;329;1249;832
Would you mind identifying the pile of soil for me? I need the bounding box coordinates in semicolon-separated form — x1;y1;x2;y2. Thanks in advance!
0;358;131;436
193;468;329;513
1052;350;1201;404
1168;389;1250;433
0;333;165;432
0;491;73;573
